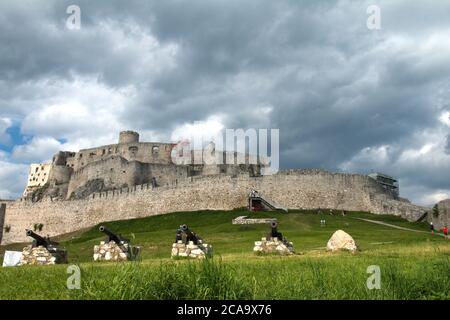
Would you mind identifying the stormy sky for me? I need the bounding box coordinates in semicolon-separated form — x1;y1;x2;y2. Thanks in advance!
0;0;449;205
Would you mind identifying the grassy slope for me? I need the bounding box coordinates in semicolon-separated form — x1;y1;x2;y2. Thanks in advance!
1;209;449;300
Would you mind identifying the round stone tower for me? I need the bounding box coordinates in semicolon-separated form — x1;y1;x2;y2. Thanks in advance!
119;131;140;144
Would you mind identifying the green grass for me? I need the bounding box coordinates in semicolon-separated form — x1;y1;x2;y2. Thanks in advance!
1;209;449;300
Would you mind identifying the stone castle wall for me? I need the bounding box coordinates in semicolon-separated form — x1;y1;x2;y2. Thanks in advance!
0;203;6;244
0;170;428;245
66;156;190;199
67;156;148;197
66;142;174;172
429;199;450;230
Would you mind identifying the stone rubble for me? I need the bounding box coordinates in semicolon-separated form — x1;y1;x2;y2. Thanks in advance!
171;240;213;259
326;230;357;252
20;245;67;265
93;241;131;262
253;237;294;255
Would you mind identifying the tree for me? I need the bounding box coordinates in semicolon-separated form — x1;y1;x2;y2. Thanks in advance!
432;204;440;218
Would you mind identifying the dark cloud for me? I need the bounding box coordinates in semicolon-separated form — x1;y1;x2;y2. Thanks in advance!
0;0;450;204
446;134;450;155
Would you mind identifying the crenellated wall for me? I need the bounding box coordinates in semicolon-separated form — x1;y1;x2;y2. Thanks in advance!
1;170;429;245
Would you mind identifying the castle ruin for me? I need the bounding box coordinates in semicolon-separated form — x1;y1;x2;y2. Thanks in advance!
23;131;262;202
0;131;429;245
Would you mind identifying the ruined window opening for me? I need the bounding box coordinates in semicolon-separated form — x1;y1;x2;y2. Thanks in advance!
102;149;106;155
129;146;138;156
35;168;39;173
152;146;159;155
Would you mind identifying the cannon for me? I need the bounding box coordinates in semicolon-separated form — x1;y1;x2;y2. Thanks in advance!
175;224;203;245
99;225;128;245
268;221;283;240
266;221;293;249
25;229;67;263
97;226;140;260
26;229;59;249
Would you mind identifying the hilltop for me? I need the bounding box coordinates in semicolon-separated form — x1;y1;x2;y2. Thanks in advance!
1;209;449;300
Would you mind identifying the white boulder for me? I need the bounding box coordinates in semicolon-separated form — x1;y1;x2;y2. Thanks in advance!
326;230;357;252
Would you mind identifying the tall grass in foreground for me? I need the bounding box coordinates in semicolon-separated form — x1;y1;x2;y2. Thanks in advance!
67;255;450;300
73;258;251;300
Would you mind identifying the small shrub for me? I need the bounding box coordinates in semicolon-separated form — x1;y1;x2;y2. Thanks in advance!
4;224;11;233
33;223;44;232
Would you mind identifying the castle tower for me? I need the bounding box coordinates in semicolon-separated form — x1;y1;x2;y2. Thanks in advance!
119;131;140;144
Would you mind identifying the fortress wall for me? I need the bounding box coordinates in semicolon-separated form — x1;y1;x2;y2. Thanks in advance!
125;142;173;164
0;203;6;244
66;144;118;170
428;199;450;230
66;157;190;198
49;165;72;185
1;175;247;244
67;157;147;197
67;142;174;172
149;164;189;187
67;164;89;197
1;171;428;245
249;171;375;211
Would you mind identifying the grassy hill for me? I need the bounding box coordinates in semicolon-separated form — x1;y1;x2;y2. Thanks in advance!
1;209;449;300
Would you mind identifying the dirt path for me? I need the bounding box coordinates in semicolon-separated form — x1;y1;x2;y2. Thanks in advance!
354;218;445;237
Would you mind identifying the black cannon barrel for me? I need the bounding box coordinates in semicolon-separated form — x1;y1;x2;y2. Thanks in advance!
25;229;57;248
99;225;126;244
181;225;195;238
269;221;283;240
176;224;202;245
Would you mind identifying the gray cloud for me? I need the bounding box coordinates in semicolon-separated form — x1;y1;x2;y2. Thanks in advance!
0;0;450;204
446;134;450;154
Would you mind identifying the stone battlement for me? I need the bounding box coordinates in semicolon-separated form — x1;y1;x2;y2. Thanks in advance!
1;170;429;245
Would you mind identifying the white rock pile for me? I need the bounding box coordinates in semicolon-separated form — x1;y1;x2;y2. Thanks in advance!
93;241;129;262
253;237;294;255
326;230;357;252
171;240;213;259
20;245;62;265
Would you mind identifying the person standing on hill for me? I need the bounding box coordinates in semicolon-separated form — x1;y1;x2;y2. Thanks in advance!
430;221;434;233
443;226;448;239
